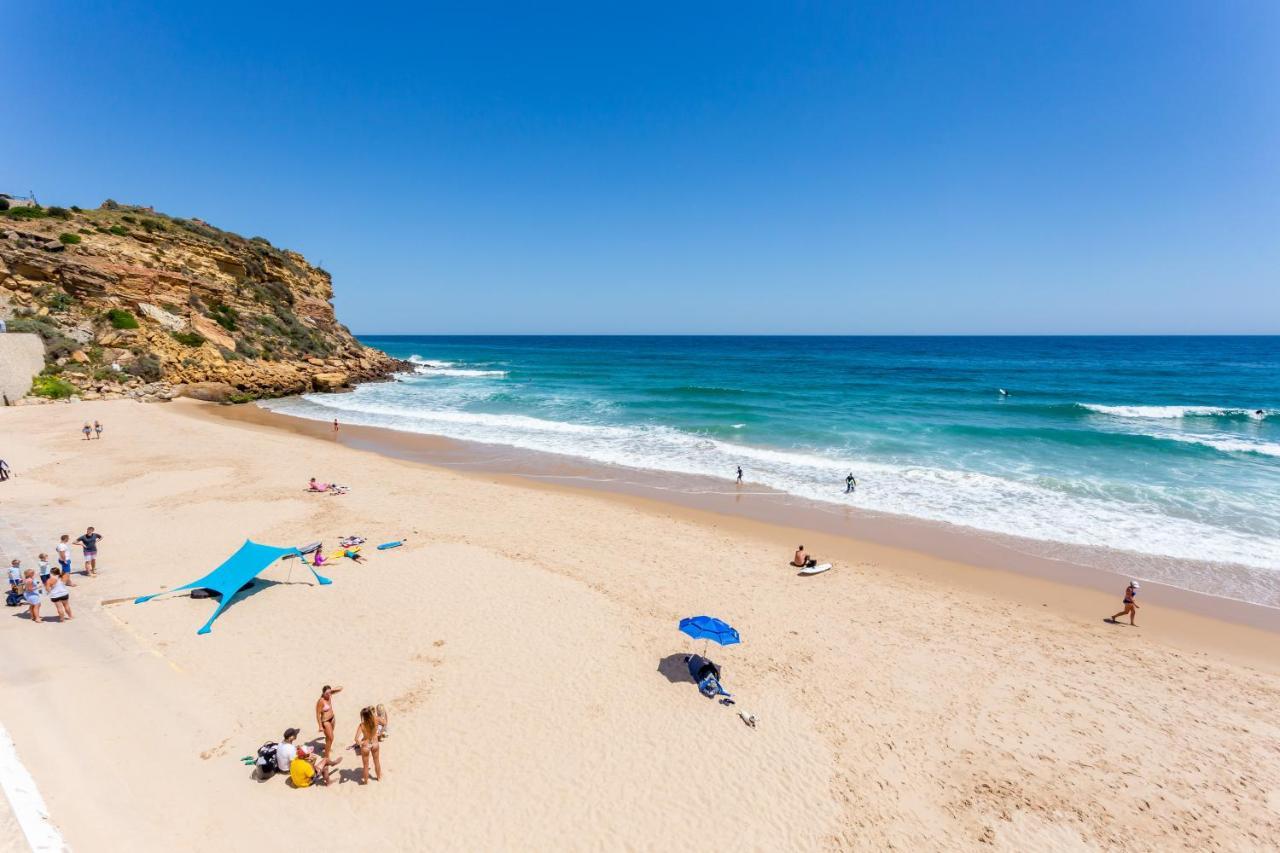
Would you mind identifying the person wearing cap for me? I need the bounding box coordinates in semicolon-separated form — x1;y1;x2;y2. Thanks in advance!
276;727;341;786
1108;581;1141;626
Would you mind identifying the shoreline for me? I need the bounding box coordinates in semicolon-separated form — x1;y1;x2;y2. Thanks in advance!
204;400;1280;665
3;396;1280;849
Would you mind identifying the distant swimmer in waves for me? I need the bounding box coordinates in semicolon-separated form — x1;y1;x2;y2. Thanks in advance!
1106;581;1141;626
998;389;1010;397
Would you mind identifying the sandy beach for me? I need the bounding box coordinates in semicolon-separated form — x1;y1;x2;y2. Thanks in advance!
2;398;1279;851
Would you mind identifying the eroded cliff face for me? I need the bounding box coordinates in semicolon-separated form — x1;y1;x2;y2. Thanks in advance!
0;201;407;402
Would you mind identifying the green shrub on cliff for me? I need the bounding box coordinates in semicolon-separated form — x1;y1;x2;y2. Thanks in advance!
171;330;206;347
7;317;78;359
210;302;239;331
47;206;72;219
106;308;140;329
31;375;77;400
59;232;82;245
125;354;163;382
6;206;46;220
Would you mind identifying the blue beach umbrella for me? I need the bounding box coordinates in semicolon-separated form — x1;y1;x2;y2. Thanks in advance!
679;615;740;653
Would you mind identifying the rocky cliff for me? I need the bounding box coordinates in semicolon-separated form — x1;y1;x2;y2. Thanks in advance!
0;200;407;402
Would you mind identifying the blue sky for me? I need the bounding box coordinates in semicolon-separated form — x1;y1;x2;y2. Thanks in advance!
4;2;1277;334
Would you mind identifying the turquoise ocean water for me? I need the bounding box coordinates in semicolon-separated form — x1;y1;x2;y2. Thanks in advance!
263;336;1280;604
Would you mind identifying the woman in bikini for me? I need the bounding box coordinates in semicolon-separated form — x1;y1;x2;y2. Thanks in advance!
315;684;343;759
355;706;383;783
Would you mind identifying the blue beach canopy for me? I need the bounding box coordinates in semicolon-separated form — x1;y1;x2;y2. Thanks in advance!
134;539;331;635
679;615;740;646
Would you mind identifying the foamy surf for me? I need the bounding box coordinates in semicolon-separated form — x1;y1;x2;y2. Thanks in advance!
262;389;1280;579
1081;403;1272;420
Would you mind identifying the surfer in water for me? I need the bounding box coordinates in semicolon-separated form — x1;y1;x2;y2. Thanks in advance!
998;388;1010;397
845;473;856;493
736;466;743;485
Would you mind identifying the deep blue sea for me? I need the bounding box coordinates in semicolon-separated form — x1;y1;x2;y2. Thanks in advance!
263;336;1280;602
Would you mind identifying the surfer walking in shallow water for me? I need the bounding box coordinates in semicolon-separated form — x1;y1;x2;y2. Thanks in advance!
845;472;856;493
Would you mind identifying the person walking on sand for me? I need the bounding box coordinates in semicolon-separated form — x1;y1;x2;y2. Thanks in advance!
355;706;383;784
1107;581;1141;626
82;422;92;440
332;418;340;434
75;527;103;576
37;553;52;584
316;685;343;759
45;567;72;622
55;534;75;586
845;472;856;493
22;568;42;624
93;420;103;439
736;466;743;485
0;457;10;482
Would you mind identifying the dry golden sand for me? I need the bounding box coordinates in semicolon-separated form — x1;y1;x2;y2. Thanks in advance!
1;398;1279;851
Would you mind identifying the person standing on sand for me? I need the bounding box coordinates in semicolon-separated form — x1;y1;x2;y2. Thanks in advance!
45;567;72;622
316;685;343;759
22;568;42;624
333;418;340;434
55;534;75;586
82;422;92;440
75;527;103;576
355;706;383;784
736;466;743;485
1107;581;1141;626
93;420;103;439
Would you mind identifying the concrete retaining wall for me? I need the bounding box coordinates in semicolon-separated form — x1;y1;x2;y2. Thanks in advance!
0;333;44;404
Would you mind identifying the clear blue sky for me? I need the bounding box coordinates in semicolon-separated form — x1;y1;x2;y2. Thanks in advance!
5;2;1277;334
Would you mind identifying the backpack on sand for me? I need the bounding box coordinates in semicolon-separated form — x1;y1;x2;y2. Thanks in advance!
255;742;279;777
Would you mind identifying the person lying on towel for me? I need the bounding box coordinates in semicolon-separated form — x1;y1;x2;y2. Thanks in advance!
685;654;730;699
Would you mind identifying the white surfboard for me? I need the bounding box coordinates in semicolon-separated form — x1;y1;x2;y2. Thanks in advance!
799;563;832;575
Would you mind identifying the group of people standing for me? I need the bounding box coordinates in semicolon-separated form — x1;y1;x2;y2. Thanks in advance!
6;528;103;624
286;685;388;787
81;420;104;440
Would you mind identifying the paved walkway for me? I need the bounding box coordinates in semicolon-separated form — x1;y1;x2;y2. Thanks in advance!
0;511;68;852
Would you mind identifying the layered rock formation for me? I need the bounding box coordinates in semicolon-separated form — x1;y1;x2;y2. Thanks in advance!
0;201;407;402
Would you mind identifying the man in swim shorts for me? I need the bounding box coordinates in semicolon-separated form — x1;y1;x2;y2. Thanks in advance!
75;526;103;576
55;534;75;586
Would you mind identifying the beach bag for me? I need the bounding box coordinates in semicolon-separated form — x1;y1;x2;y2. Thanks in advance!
255;742;279;776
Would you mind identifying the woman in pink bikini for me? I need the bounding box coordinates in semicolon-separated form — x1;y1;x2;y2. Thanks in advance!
315;684;343;759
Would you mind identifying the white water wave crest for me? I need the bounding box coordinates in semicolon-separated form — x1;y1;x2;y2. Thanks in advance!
261;391;1280;575
1152;432;1280;459
408;355;508;378
1081;404;1271;420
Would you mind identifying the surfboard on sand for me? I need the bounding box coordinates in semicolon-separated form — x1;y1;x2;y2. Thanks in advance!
799;563;832;576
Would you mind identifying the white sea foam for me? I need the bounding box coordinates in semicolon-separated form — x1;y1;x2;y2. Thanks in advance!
261;390;1280;576
1081;404;1271;420
1154;432;1280;458
408;355;508;378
